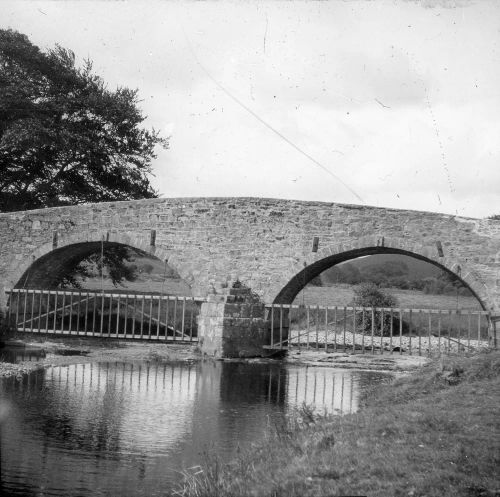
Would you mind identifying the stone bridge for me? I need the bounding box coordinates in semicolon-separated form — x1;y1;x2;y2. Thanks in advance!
1;197;500;315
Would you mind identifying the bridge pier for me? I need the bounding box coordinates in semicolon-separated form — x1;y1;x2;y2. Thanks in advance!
198;282;270;358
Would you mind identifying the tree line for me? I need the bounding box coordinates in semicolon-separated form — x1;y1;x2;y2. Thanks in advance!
311;260;471;296
1;29;167;286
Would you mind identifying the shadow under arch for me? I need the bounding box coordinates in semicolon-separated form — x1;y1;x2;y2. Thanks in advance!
272;246;488;311
12;238;191;293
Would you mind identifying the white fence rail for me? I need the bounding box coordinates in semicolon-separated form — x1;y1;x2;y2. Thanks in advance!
6;290;496;354
7;289;203;342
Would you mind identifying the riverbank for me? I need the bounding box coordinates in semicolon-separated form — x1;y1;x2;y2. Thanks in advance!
178;350;500;497
0;335;431;378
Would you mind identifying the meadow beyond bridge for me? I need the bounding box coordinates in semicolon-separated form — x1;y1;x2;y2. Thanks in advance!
1;197;499;356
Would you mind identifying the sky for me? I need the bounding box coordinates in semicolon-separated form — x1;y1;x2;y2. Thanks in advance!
1;0;499;218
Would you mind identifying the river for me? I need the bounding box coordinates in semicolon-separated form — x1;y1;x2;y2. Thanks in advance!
0;360;393;496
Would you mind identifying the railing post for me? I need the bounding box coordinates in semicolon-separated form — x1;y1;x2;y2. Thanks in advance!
306;305;310;349
333;306;338;352
173;297;178;341
427;311;432;357
408;309;413;356
116;294;121;337
45;291;50;334
107;294;112;338
315;305;319;350
343;306;347;352
380;308;384;355
389;308;393;355
29;290;35;332
181;297;186;340
84;292;89;335
490;315;500;350
437;310;442;355
325;307;329;353
36;290;43;333
22;289;27;333
123;294;129;337
53;291;58;334
131;295;137;338
398;309;403;356
68;291;74;334
370;307;375;353
140;295;145;339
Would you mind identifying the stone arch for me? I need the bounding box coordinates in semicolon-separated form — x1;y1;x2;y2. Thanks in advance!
271;236;492;311
8;231;195;292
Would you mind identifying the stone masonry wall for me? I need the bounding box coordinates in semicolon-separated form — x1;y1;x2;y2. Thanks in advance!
198;283;269;358
0;197;499;314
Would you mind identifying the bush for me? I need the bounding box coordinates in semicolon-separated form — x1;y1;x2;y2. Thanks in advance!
352;283;398;308
352;283;399;336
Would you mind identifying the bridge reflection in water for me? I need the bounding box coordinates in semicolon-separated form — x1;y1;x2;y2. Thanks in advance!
0;362;392;497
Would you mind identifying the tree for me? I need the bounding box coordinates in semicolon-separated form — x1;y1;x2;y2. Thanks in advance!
0;29;167;211
0;29;168;286
312;263;362;286
59;246;139;289
363;260;409;287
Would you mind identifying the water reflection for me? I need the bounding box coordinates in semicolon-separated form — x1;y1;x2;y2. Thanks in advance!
0;346;46;364
0;361;392;496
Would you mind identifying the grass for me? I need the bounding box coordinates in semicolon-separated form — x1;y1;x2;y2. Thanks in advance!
176;351;500;497
296;284;482;310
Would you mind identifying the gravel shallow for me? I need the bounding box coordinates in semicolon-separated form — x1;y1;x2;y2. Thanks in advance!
0;340;200;378
2;329;480;380
287;329;490;355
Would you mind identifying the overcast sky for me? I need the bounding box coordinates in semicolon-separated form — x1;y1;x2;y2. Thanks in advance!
2;0;499;218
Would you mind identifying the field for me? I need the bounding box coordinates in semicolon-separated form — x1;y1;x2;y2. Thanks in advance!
81;279;482;311
295;284;482;310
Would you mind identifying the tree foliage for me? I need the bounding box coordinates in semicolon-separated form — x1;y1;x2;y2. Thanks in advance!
0;29;167;212
59;246;138;289
314;258;471;296
352;283;398;309
310;262;362;286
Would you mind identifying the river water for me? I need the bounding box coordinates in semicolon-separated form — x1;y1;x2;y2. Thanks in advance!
0;360;393;496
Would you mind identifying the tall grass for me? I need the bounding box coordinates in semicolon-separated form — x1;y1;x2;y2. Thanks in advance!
176;351;500;497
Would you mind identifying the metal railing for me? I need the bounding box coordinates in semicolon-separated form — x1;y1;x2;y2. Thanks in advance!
7;289;203;342
265;304;494;356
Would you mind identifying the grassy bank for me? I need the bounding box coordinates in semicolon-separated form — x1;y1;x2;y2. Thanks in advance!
178;351;500;497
